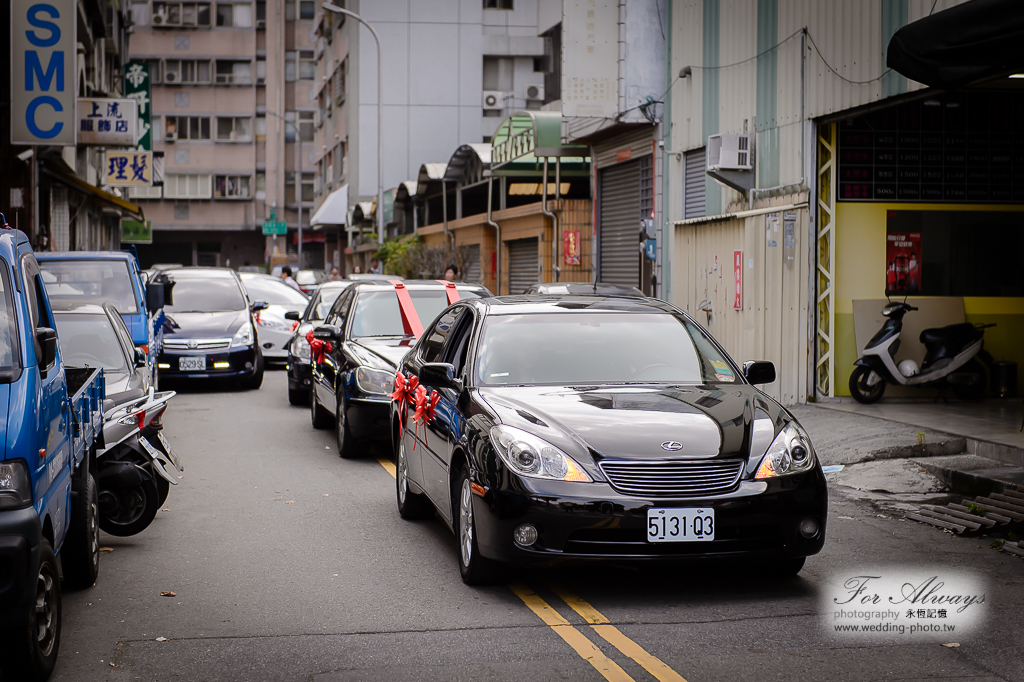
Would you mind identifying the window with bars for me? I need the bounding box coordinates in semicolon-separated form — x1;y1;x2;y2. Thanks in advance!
164;59;211;84
215;60;252;84
639;154;653;221
214;175;251;198
151;1;211;26
216;116;252;142
165;116;211;140
332;61;346;107
165;173;212;199
215;2;252;26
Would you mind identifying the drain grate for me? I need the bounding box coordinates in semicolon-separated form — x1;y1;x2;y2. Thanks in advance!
906;488;1024;558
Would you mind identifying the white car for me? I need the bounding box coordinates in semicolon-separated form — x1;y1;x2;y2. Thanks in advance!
239;273;309;361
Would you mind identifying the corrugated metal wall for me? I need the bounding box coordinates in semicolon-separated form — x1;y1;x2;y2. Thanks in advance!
593;127;657;169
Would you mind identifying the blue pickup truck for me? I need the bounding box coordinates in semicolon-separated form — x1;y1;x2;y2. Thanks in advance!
37;251;165;388
0;226;105;680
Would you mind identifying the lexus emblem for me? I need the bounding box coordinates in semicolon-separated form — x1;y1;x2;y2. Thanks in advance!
187;339;198;349
661;441;683;451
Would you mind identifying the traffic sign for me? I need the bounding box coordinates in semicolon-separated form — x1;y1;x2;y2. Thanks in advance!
262;220;287;235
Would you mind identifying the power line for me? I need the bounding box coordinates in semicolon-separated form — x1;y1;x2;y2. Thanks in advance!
804;29;893;85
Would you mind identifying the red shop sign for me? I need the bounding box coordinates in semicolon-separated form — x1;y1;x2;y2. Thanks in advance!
733;250;743;310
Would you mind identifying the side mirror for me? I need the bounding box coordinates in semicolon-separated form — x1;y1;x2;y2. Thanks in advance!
284;310;301;321
419;362;462;392
146;282;165;314
743;360;776;385
251;300;269;313
36;327;58;371
135;347;147;368
313;325;341;342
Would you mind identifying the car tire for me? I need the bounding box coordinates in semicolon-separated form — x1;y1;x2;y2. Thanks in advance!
62;471;100;590
849;366;886;404
396;438;433;520
336;393;361;459
310;386;333;429
0;539;61;682
288;387;308;406
454;465;499;585
242;350;265;390
97;467;161;537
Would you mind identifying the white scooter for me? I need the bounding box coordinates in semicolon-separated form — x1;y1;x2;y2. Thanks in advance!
849;301;994;404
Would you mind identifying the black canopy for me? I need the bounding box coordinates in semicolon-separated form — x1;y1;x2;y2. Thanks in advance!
887;0;1024;90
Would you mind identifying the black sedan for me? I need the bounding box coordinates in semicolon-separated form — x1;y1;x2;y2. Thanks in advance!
157;268;267;389
391;295;827;584
309;280;490;457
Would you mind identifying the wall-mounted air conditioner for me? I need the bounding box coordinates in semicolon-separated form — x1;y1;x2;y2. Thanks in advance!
152;11;167;25
707;133;752;171
482;91;506;111
165;131;177;143
164;70;181;84
256;19;266;29
525;84;544;101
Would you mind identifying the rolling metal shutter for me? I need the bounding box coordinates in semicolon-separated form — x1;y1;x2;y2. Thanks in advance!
507;238;538;294
599;159;641;287
462;243;481;283
684;148;707;219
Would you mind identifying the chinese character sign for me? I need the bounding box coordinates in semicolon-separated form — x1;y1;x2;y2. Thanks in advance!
123;61;153;151
77;98;138;146
563;230;581;266
105;151;152;186
733;250;743;309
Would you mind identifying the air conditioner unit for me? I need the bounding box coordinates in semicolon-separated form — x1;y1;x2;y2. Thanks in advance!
164;70;181;84
525;84;544;101
707;133;752;171
482;91;506;111
256;19;266;29
165;131;177;143
152;12;167;25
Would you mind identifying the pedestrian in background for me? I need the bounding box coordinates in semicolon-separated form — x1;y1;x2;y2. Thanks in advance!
444;264;459;282
369;258;382;274
329;266;341;281
280;265;302;292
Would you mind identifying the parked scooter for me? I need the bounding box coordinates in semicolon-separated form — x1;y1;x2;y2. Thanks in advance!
849;300;995;404
96;389;183;536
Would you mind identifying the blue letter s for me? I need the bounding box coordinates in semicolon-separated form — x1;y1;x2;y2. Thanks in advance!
26;4;61;47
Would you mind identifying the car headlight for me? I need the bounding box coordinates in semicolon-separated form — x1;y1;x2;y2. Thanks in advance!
231;323;254;348
257;317;291;331
291;334;311;363
356;367;395;395
755;421;816;479
0;460;32;510
489;425;592;482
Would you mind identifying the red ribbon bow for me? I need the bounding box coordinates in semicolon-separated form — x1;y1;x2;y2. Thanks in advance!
390;371;419;431
412;384;441;449
306;329;332;364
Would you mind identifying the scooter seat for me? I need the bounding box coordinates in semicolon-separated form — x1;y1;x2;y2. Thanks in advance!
919;323;976;347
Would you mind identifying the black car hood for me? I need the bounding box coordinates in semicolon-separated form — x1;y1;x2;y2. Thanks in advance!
478;384;785;461
164;311;247;337
348;337;417;370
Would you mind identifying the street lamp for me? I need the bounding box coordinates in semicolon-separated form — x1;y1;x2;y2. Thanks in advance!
264;109;305;269
322;3;384;246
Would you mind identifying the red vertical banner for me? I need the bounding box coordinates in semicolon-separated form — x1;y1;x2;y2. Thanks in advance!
563;230;581;265
885;231;922;295
733;250;743;309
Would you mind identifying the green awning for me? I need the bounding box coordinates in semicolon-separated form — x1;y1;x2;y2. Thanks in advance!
489;111;590;177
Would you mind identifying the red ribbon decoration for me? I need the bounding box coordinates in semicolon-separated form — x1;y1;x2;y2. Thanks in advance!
390;371;419;432
412;384;441;450
306;328;332;364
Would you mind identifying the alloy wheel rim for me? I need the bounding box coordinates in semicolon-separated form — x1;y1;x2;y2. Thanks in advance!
398;444;408;504
34;562;57;656
460;479;473;567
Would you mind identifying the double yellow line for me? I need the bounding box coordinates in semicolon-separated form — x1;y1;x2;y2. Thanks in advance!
377;457;687;681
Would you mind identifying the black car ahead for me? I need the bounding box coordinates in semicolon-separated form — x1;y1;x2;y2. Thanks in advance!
309;280;491;456
157;268;268;389
284;280;356;405
390;295;827;584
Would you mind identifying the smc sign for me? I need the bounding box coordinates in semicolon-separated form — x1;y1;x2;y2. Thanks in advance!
11;1;76;145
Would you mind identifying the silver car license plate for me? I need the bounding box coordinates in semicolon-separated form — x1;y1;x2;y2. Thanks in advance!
179;356;205;371
646;507;715;542
155;432;184;472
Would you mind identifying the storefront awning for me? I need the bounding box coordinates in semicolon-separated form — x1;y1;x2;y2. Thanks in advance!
310;184;348;228
42;163;145;221
887;0;1024;90
489;111;590;177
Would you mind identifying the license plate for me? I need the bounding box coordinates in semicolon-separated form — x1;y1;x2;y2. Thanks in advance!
155;432;184;472
646;507;715;542
138;437;178;484
179;356;205;371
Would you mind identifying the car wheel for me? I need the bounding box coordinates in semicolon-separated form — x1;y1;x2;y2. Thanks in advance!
288;387;308;406
310;386;333;429
396;439;433;520
336;393;361;459
455;466;499;585
766;557;805;577
849;366;886;404
243;350;265;390
0;539;61;682
97;466;161;537
62;472;100;590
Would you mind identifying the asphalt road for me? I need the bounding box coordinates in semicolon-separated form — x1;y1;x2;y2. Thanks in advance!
44;370;1024;682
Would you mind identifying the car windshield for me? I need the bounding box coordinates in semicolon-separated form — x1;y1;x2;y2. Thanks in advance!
53;313;129;373
349;289;483;337
311;287;346;321
38;259;139;314
475;312;738;386
0;265;18;371
243;277;309;306
165;277;247;313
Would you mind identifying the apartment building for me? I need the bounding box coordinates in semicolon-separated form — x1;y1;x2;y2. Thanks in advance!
310;0;553;273
127;0;318;268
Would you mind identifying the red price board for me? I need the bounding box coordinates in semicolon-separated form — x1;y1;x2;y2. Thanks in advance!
733;250;743;309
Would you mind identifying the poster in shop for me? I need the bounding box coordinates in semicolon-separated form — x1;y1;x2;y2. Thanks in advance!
123;62;153;151
563;230;581;265
885;231;922;295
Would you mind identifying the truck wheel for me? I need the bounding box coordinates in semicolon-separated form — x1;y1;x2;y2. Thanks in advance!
98;470;161;537
849;366;886;404
63;472;100;589
0;539;61;681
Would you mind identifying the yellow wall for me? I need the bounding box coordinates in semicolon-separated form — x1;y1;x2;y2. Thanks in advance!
834;202;1024;396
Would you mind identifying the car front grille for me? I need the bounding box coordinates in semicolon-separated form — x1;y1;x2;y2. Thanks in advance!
164;338;231;351
598;459;744;497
